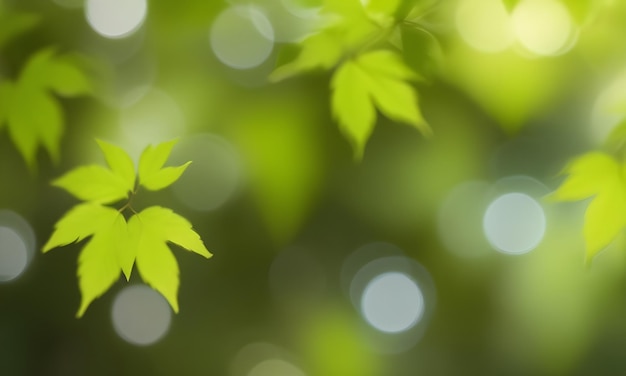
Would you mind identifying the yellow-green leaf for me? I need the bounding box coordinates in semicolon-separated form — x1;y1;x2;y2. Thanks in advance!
331;50;429;158
43;203;121;252
129;206;211;312
76;211;127;317
138;140;191;191
551;152;626;261
331;60;376;159
52;165;130;204
96;139;136;193
2;48;91;167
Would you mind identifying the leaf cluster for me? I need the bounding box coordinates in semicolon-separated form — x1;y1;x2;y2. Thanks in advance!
271;0;440;158
43;140;211;317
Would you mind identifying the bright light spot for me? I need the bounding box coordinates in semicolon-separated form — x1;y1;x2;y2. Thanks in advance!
0;211;35;282
437;181;491;258
119;87;185;162
483;192;546;255
170;134;241;212
111;285;171;346
511;0;574;56
0;227;28;282
85;0;147;39
210;6;275;69
455;0;514;53
361;272;424;333
248;359;306;376
591;70;626;144
345;249;435;352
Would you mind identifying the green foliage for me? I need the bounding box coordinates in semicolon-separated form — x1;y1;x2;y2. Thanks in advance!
0;48;91;167
550;152;626;262
0;6;39;50
271;0;435;159
43;140;211;317
331;50;430;158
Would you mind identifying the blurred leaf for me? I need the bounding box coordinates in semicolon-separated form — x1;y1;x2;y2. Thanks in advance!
230;96;325;244
299;306;380;376
550;152;626;262
502;0;521;11
139;139;191;191
129;206;212;313
44;140;211;317
400;24;443;80
0;10;39;50
331;50;429;158
364;0;401;18
270;0;378;81
1;48;91;167
446;44;566;133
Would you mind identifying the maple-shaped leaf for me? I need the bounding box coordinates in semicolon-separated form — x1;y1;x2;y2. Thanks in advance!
44;139;210;317
550;152;626;262
43;203;128;317
52;140;135;204
270;0;377;82
0;48;91;167
129;206;211;313
331;50;431;158
138;139;191;191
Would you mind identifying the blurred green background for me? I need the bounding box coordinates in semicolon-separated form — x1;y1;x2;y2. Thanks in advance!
3;0;626;375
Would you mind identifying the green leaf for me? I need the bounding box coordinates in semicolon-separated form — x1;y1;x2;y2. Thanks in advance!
96;139;136;193
364;0;401;18
331;50;430;158
8;87;63;166
52;165;130;204
138;140;191;191
42;204;126;317
43;203;122;252
76;211;127;317
270;0;378;81
331;59;376;159
2;48;91;166
44;140;210;317
129;206;211;312
44;56;92;96
400;24;443;80
550;152;626;261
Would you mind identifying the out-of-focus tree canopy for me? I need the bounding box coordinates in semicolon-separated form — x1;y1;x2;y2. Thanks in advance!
3;0;626;375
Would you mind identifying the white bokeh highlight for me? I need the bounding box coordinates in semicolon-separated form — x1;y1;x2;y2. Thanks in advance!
111;285;172;346
210;6;275;69
86;0;147;39
511;0;575;56
0;210;36;282
483;192;546;255
455;0;514;53
0;227;28;282
361;272;424;334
